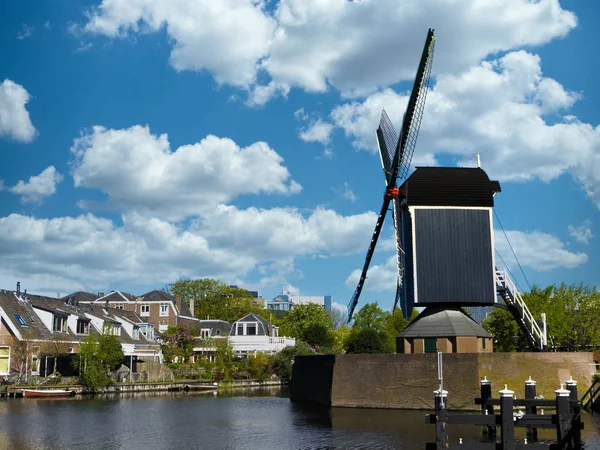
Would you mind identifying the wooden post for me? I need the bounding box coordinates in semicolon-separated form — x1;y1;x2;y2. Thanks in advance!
555;384;572;448
480;376;496;439
566;377;582;449
499;384;515;450
524;376;538;441
434;389;448;450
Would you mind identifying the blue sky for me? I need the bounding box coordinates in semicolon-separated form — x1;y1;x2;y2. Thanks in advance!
0;0;598;312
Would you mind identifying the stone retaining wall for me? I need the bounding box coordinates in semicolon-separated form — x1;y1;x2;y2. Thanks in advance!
290;352;596;410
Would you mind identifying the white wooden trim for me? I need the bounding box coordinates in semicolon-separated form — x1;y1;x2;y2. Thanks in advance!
409;207;419;304
489;209;497;303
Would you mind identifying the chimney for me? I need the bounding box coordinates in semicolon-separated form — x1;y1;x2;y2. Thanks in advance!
190;298;195;317
175;295;182;314
99;292;104;298
16;282;20;296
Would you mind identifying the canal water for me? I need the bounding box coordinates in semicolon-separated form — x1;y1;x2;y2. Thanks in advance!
0;387;598;449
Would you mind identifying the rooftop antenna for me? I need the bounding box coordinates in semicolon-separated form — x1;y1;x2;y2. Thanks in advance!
474;152;481;168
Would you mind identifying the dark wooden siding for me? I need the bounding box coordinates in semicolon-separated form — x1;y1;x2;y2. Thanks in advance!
413;208;495;305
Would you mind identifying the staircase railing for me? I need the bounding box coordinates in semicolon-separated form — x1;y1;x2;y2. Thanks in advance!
581;377;599;410
495;270;547;351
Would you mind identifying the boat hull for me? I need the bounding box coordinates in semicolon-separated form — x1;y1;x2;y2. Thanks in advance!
21;389;75;398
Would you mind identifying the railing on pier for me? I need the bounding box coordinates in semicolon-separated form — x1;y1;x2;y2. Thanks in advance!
426;376;583;450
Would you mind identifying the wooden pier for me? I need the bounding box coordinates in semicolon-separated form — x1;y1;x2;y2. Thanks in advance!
426;376;584;450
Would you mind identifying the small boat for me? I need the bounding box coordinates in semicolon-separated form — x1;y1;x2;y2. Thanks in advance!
21;389;75;398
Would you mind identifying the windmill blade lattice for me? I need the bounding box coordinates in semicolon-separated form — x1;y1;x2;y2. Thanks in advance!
397;30;435;181
346;28;435;322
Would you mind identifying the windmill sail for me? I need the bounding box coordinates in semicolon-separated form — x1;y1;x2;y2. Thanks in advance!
376;109;399;186
346;28;435;322
347;196;392;320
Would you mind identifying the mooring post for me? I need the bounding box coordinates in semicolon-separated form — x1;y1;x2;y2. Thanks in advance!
480;376;496;439
524;376;538;442
434;389;448;450
499;384;515;450
565;376;581;449
555;384;572;448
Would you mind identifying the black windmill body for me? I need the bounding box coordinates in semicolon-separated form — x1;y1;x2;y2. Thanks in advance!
346;29;548;351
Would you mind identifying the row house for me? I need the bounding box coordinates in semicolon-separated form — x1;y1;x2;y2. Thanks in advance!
75;289;199;335
0;285;161;379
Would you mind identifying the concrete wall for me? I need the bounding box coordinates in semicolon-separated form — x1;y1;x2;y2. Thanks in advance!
291;352;596;410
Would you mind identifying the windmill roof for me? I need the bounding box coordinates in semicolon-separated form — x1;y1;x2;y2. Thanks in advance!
402;167;501;207
398;307;491;338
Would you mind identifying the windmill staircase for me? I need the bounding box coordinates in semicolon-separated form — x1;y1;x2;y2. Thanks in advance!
495;270;548;351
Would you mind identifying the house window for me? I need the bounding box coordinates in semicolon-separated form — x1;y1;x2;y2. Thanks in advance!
482;338;487;350
237;324;243;335
160;304;169;317
201;329;211;338
15;315;27;327
133;328;140;340
247;324;257;336
141;304;150;316
159;322;168;332
215;329;221;336
112;325;121;336
0;347;9;375
53;315;67;333
424;338;437;353
115;305;124;310
76;320;89;335
28;316;35;323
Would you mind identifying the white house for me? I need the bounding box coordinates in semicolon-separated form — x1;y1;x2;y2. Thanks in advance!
228;313;295;355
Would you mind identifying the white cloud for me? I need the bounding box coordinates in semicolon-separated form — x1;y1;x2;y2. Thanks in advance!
495;230;588;271
0;79;37;143
16;24;34;40
327;51;600;206
0;205;378;292
70;125;301;219
81;0;576;102
332;182;357;203
568;220;593;244
198;205;378;259
9;166;63;204
299;119;334;145
345;255;397;293
83;0;276;88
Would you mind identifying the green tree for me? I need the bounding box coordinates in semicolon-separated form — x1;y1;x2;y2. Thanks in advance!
278;303;332;339
75;333;124;392
332;326;352;354
270;342;316;382
214;341;237;381
169;278;264;322
352;302;389;330
345;328;387;354
301;323;334;350
161;326;195;365
482;308;521;352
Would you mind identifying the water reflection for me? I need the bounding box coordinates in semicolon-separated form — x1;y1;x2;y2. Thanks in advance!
0;387;598;450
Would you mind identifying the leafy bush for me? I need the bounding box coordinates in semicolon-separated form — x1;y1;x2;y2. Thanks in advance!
270;342;316;382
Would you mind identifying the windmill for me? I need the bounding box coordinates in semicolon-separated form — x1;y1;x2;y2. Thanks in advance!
347;28;436;322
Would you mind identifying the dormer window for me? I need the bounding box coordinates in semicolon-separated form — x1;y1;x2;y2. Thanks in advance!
111;325;121;336
133;328;140;340
53;315;67;333
76;319;89;335
201;329;211;338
